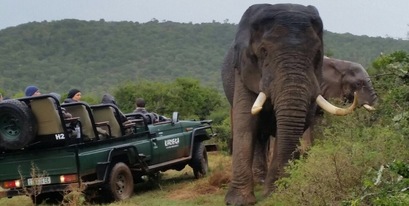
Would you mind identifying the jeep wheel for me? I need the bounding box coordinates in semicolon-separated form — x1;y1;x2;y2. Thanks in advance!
0;99;37;150
107;162;134;201
190;141;208;179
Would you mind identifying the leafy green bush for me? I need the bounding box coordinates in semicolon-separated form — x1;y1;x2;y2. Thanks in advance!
114;77;223;120
263;51;409;205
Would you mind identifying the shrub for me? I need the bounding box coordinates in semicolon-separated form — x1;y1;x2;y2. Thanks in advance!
260;51;409;205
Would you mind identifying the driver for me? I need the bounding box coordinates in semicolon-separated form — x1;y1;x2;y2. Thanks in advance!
133;98;168;123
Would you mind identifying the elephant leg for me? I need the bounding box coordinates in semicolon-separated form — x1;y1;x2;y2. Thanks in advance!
301;113;320;155
261;136;279;196
225;71;258;206
252;136;268;184
300;126;313;154
228;108;233;155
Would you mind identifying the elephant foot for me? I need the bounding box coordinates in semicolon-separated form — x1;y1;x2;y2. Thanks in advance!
225;187;256;206
262;184;277;198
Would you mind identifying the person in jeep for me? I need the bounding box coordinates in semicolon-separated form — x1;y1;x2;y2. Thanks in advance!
24;85;41;97
133;98;169;123
101;93;128;124
134;98;148;114
64;89;81;103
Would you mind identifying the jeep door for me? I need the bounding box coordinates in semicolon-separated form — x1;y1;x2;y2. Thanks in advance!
148;122;189;163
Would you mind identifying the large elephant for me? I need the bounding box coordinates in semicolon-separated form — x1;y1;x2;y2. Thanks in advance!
221;4;357;205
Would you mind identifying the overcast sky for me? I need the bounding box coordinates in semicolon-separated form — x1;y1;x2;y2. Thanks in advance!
1;0;408;39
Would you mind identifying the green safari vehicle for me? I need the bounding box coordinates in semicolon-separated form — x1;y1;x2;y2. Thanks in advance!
0;94;216;204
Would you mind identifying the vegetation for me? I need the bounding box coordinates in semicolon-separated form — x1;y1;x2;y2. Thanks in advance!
113;77;224;119
0;20;409;97
264;51;409;205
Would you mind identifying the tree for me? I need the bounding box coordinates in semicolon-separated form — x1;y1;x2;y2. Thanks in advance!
114;78;223;119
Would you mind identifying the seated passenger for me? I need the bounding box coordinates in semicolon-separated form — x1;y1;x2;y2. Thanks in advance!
133;98;169;123
24;85;41;97
63;89;108;139
101;93;129;124
133;98;148;114
64;89;82;103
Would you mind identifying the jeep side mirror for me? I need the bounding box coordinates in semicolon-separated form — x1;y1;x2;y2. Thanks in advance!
172;112;179;124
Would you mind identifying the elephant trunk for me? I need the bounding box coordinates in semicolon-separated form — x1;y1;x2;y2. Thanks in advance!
265;86;311;189
261;66;317;194
363;85;378;111
274;90;310;158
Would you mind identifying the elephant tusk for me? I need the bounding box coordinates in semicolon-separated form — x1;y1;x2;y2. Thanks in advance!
316;92;358;116
363;104;376;111
251;92;267;115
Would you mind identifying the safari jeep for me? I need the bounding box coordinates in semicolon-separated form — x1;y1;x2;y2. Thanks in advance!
0;94;216;204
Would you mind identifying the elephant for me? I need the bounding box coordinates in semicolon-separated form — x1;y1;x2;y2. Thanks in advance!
321;56;378;109
221;4;357;205
251;56;379;185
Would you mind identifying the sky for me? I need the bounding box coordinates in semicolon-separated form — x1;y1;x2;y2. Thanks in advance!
0;0;408;39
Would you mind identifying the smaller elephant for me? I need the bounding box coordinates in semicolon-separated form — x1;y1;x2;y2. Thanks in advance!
321;56;378;109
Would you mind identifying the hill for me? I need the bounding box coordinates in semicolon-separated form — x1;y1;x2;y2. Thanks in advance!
0;19;408;96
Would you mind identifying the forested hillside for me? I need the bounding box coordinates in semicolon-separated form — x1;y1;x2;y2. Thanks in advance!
0;19;408;96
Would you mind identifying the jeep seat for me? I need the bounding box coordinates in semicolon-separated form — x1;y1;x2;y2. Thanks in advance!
92;105;122;138
30;97;64;135
62;102;98;140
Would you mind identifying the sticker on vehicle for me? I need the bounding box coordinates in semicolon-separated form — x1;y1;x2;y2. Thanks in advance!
164;138;179;149
55;133;65;140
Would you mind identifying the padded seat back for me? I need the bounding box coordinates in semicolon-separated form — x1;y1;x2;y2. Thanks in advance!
30;97;64;135
92;105;122;137
63;103;97;140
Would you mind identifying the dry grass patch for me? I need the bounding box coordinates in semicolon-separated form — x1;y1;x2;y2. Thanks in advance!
166;179;221;201
165;152;231;201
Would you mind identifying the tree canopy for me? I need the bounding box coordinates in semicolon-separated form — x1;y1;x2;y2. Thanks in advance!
0;19;408;97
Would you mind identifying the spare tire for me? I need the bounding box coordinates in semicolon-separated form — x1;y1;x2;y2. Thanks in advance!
0;99;37;150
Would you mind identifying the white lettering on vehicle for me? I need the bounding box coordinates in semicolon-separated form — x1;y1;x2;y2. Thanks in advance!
164;138;179;148
55;133;65;140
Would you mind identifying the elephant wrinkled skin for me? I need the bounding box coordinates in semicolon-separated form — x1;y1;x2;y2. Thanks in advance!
220;3;348;205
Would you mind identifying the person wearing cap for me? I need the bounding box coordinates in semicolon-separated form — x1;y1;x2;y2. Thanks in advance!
64;89;81;103
24;86;41;97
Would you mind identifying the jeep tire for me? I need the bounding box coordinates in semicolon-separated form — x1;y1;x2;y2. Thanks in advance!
0;99;37;150
107;162;134;201
190;141;208;179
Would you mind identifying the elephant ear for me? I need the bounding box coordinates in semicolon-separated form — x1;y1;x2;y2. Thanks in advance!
321;57;344;99
307;5;323;35
232;4;279;70
306;5;324;82
232;4;262;70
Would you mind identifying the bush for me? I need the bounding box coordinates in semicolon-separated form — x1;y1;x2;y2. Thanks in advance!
262;51;409;205
114;78;223;120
